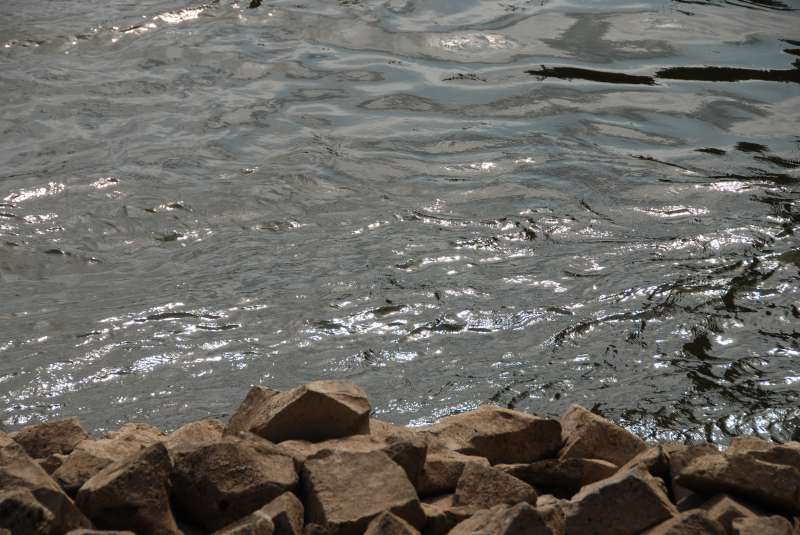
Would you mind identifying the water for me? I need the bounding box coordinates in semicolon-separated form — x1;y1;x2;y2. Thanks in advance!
1;0;799;443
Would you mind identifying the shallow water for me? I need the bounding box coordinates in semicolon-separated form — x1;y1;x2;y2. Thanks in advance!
1;0;799;441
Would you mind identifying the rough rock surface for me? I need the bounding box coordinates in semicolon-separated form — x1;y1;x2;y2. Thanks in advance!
0;432;90;534
162;419;225;457
727;437;800;470
642;510;726;535
731;515;795;535
12;418;90;460
453;463;537;510
171;433;298;532
227;381;370;443
261;492;304;535
559;405;647;467
363;512;420;535
448;503;554;535
564;468;677;535
422;405;561;465
701;495;760;533
66;531;136;534
301;449;424;535
416;448;490;497
497;457;617;498
0;489;57;535
212;509;275;535
76;442;179;535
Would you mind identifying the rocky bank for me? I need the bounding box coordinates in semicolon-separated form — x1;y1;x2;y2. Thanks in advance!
2;380;799;535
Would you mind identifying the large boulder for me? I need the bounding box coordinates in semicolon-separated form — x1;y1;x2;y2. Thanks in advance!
53;423;164;495
676;453;800;514
363;512;420;535
564;468;677;535
559;405;647;467
0;432;90;534
448;503;554;535
171;433;298;532
75;442;179;535
261;492;304;535
452;463;537;510
416;448;490;497
301;449;424;535
642;510;726;535
731;515;795;535
727;437;800;470
422;406;561;465
497;457;617;498
227;382;370;443
13;418;90;460
162;419;225;457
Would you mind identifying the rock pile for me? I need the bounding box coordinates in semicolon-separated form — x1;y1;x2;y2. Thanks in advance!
2;380;799;535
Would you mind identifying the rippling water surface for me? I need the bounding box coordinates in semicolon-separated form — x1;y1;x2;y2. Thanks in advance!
2;0;800;441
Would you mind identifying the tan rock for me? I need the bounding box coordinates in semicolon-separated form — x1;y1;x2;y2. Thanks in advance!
76;442;179;535
416;448;490;497
363;512;420;535
13;418;90;459
301;449;424;535
261;492;304;535
171;433;298;532
0;433;90;534
422;405;561;465
420;501;463;535
666;444;720;501
53;423;164;495
564;468;677;535
702;495;759;534
643;510;726;535
0;489;55;535
212;509;275;535
228;382;370;443
727;437;800;470
559;405;647;467
453;463;537;510
449;503;554;535
677;453;800;513
732;515;795;535
497;457;617;498
535;495;566;535
162;419;225;457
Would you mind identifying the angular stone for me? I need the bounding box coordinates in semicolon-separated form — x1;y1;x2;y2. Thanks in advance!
228;382;370;443
642;510;726;535
422;405;561;465
677;453;800;513
702;495;759;534
535;495;566;535
162;419;225;457
559;405;647;467
564;468;677;535
302;449;424;535
497;457;618;498
171;433;298;532
449;503;554;535
76;442;179;535
666;444;720;502
38;454;67;475
727;437;800;470
54;423;164;495
0;433;90;534
416;448;490;497
212;509;275;535
66;530;137;534
732;515;795;535
421;501;462;535
363;512;420;535
13;418;90;459
0;489;55;535
453;463;537;510
261;492;304;535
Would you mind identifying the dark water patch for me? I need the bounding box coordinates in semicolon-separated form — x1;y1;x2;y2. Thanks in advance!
656;65;800;83
696;148;727;155
736;142;769;153
526;66;657;85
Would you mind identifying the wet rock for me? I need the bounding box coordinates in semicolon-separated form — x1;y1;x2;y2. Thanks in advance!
453;463;537;510
302;449;424;535
54;423;164;495
228;381;370;443
559;405;647;467
727;437;800;470
0;433;90;534
448;503;554;535
212;509;275;535
702;495;759;533
642;510;726;535
497;457;617;498
363;512;420;535
732;515;795;535
677;453;800;513
171;433;298;532
13;418;90;460
261;492;304;535
76;442;179;535
422;405;561;465
416;448;490;497
564;468;677;535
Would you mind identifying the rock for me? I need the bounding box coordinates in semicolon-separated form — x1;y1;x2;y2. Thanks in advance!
702;495;760;534
453;463;537;510
448;503;554;535
171;433;298;532
666;444;720;501
363;512;420;535
76;442;179;535
564;468;677;535
732;515;795;535
420;496;472;535
0;433;90;534
66;530;137;534
302;449;424;535
261;492;304;535
162;419;225;457
416;448;490;497
535;495;566;535
422;405;561;465
228;382;370;443
212;509;275;535
0;489;55;535
677;453;800;514
559;405;647;467
13;418;90;459
642;510;726;535
53;423;164;495
497;457;618;498
727;437;800;470
38;454;67;475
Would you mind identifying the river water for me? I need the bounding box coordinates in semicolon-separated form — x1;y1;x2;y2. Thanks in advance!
1;0;799;442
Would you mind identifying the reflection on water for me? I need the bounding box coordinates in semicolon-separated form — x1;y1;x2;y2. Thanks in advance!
1;0;799;441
